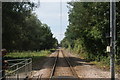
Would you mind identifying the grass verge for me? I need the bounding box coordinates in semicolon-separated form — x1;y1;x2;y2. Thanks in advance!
5;50;51;58
5;50;52;70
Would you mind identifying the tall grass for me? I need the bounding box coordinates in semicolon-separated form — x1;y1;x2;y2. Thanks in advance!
5;50;51;58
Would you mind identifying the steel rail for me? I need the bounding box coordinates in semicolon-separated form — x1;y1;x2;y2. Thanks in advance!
48;49;79;80
61;50;79;79
29;51;59;80
49;50;59;80
35;50;59;80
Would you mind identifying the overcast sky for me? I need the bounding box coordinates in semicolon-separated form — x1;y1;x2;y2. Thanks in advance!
34;2;69;43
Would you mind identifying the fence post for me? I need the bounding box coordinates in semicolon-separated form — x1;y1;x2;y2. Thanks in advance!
16;64;19;80
30;58;32;76
25;59;28;76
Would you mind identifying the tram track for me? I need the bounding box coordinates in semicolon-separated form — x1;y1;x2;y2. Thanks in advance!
49;50;59;79
49;49;79;80
61;50;79;78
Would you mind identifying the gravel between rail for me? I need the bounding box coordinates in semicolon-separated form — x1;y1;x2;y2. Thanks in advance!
53;50;75;77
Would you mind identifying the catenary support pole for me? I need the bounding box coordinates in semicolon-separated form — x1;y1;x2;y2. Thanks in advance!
110;0;116;80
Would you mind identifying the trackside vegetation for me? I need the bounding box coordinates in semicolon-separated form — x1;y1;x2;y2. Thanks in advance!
2;2;58;52
61;2;120;72
5;50;51;58
2;2;58;71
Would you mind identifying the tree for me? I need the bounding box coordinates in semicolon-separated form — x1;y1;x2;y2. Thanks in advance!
2;2;35;51
2;2;58;51
62;2;120;62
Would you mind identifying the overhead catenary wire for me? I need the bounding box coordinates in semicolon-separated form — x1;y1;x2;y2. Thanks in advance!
60;0;62;42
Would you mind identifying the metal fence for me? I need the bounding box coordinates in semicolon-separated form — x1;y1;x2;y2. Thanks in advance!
0;70;2;80
0;58;32;80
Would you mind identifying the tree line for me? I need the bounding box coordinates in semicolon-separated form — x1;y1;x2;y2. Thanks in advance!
2;2;58;52
61;2;120;64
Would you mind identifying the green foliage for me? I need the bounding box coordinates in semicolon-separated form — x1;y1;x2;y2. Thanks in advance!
5;50;51;58
61;2;120;64
2;2;58;51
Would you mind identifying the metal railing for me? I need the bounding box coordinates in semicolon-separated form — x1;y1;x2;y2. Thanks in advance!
0;70;3;80
1;58;32;80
